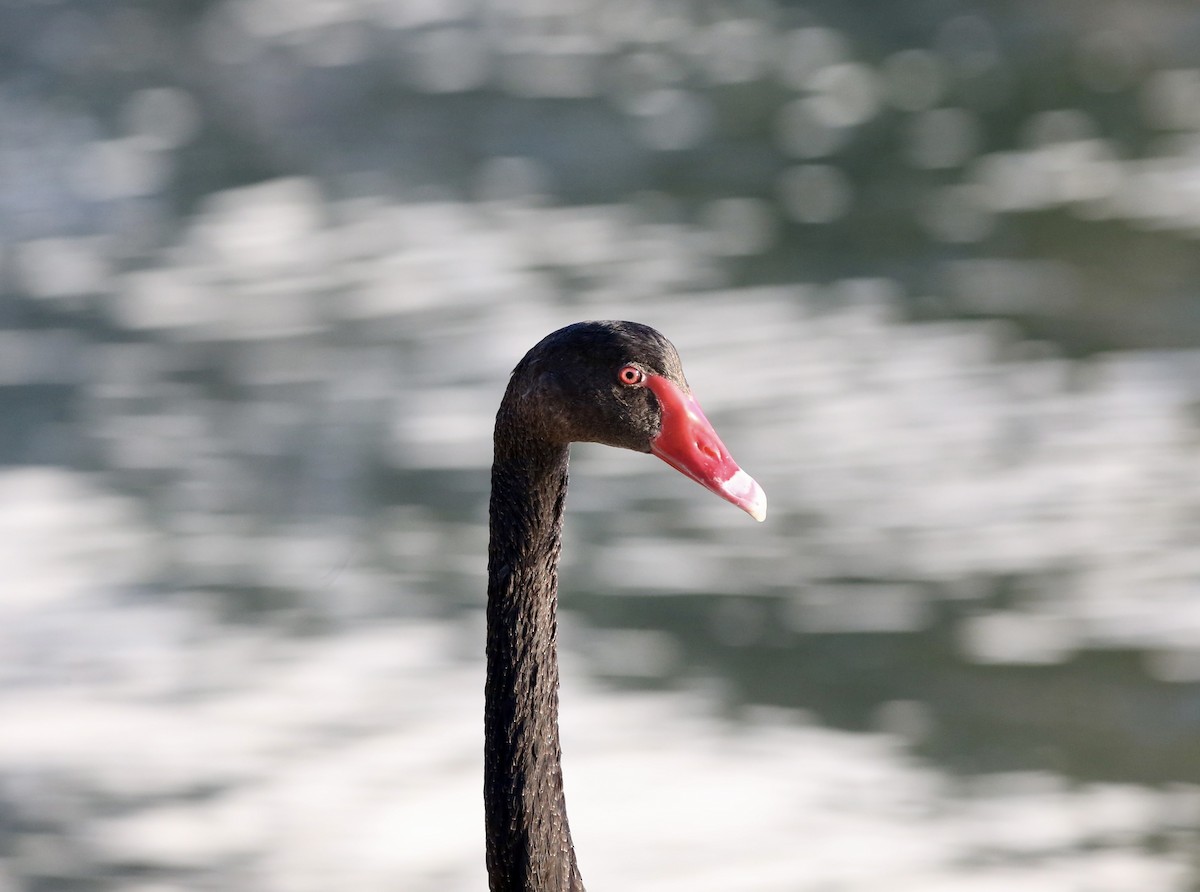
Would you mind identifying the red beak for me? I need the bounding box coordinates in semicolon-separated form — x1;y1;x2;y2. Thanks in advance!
644;375;767;522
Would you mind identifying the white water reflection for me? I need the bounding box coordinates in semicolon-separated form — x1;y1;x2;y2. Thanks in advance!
2;178;1200;887
1;467;1195;891
11;181;1198;669
6;2;1200;886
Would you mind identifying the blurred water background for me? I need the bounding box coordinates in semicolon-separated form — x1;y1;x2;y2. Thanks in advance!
3;1;1200;890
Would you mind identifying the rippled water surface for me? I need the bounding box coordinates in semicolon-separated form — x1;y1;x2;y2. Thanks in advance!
4;2;1200;890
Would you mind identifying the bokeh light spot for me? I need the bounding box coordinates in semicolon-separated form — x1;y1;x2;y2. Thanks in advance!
779;164;852;223
633;89;712;151
410;26;490;93
121;88;201;151
806;63;880;128
700;197;776;257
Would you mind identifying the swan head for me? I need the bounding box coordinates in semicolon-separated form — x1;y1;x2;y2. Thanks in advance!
504;320;766;522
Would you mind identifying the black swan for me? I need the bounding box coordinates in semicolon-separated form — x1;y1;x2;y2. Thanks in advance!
485;320;766;892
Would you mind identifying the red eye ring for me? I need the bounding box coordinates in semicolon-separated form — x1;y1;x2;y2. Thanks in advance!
618;365;644;386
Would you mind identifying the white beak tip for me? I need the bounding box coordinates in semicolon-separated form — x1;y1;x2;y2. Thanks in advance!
724;469;767;523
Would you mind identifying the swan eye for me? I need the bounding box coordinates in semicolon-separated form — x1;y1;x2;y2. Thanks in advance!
617;365;644;386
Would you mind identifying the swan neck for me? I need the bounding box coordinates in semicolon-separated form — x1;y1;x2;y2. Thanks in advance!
485;434;584;892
